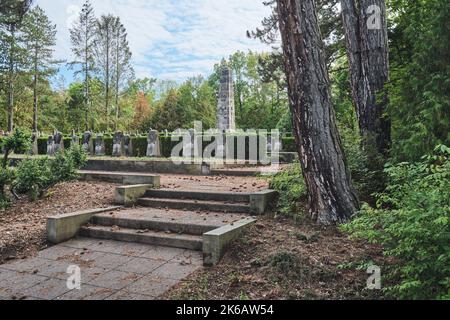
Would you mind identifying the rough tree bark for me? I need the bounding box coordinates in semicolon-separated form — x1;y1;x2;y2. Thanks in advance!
276;0;359;224
340;0;391;155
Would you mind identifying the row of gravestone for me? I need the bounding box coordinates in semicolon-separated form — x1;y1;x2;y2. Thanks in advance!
31;129;282;158
30;130;162;158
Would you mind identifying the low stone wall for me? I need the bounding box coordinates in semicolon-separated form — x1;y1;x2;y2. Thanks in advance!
82;159;222;175
203;218;257;266
115;184;153;206
47;206;121;244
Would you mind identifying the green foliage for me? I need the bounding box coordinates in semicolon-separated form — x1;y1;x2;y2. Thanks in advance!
339;126;386;202
269;163;307;216
281;137;296;152
388;0;450;161
13;146;87;200
1;129;31;167
13;157;52;200
342;145;450;299
131;136;147;157
50;146;87;182
0;166;14;208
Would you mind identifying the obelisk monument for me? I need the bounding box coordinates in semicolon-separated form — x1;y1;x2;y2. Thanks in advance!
217;65;236;132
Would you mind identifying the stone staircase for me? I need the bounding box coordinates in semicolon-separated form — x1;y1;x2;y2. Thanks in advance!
48;186;275;265
78;207;248;254
137;189;265;214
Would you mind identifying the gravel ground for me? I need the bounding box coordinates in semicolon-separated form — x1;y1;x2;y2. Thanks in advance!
0;181;117;264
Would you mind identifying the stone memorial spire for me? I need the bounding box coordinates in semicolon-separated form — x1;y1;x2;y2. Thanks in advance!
217;65;236;132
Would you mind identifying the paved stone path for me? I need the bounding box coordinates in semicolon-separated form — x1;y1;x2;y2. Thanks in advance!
0;237;202;300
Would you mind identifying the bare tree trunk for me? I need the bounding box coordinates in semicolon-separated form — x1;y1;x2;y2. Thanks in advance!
115;30;120;131
277;0;359;224
7;25;15;132
85;30;90;132
105;26;110;131
341;0;391;155
32;47;38;132
32;71;38;132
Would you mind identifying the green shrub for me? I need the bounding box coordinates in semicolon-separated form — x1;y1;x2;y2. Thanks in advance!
342;145;450;300
0;167;14;208
103;136;113;156
67;144;87;168
13;158;52;200
13;146;87;200
282;137;296;152
50;146;86;183
131;136;147;157
269;163;307;216
37;137;48;155
1;129;31;167
340;127;385;202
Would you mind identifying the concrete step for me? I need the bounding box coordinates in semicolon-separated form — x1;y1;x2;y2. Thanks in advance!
210;169;259;177
91;214;219;236
78;170;160;186
144;189;250;203
79;225;203;251
137;197;251;213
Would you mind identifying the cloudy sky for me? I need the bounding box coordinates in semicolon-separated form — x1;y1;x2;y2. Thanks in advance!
35;0;273;83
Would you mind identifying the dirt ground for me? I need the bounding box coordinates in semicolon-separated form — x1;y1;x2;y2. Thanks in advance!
0;181;116;264
164;215;385;300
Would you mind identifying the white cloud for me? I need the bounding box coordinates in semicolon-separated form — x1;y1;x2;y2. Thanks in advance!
35;0;274;82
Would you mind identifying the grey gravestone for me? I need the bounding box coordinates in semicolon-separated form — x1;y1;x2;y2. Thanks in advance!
71;130;79;147
46;136;54;156
124;135;132;157
146;130;161;157
112;132;124;157
82;131;93;155
53;131;64;154
29;132;39;155
217;66;236;132
183;129;195;158
94;135;105;156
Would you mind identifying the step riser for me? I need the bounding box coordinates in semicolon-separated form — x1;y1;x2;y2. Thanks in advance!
91;216;216;236
138;199;251;214
144;190;250;203
79;228;202;251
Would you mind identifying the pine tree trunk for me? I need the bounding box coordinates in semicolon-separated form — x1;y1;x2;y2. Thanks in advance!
32;48;38;132
341;0;391;155
33;72;38;132
105;26;110;131
115;32;120;131
7;26;15;132
277;0;359;224
85;30;90;132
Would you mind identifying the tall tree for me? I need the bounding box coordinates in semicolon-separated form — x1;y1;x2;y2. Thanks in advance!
0;0;33;131
340;0;391;155
94;14;117;131
249;0;344;70
22;6;58;132
69;0;96;130
276;0;359;224
112;17;133;131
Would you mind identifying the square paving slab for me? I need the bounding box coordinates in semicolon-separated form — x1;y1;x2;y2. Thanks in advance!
0;238;202;300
